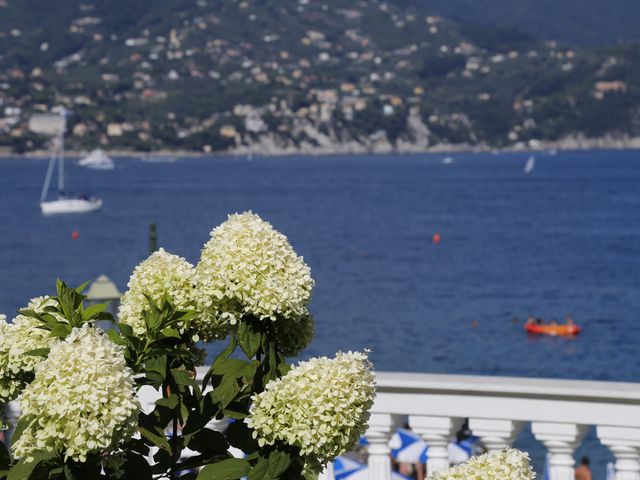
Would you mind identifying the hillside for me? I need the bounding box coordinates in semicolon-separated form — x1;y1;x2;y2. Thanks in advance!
1;0;640;154
412;0;640;48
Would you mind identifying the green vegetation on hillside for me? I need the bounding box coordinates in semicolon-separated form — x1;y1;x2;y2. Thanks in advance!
1;0;640;154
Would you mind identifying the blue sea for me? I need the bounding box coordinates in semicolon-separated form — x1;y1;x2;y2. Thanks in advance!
1;150;639;476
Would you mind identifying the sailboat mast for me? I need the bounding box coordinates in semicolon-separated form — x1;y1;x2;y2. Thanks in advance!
40;149;56;202
57;130;64;195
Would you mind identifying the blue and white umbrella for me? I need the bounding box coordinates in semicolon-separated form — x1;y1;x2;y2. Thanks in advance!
388;428;474;465
334;457;364;479
389;429;428;464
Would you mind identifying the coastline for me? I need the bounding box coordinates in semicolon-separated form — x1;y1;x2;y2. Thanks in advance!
3;133;640;160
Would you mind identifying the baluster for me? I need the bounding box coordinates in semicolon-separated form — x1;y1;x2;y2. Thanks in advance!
598;426;640;480
366;413;402;480
532;422;587;480
410;415;464;476
469;419;523;454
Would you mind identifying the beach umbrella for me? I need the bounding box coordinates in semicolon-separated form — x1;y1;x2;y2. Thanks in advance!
334;457;363;479
389;429;428;463
388;428;474;465
448;441;470;465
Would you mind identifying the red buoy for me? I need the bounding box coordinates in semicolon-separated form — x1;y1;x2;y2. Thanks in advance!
71;231;79;240
432;232;441;244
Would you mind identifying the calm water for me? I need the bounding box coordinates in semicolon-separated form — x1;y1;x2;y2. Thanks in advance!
1;151;639;476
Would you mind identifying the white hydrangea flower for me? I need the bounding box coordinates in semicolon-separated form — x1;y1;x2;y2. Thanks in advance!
12;325;139;463
247;351;376;472
196;212;314;340
428;449;536;480
0;297;59;402
118;248;197;336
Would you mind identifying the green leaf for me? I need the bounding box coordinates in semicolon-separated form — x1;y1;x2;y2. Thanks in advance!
161;327;181;339
107;329;126;346
171;368;195;386
10;418;31;446
268;451;291;477
7;451;57;480
225;421;258;454
156;395;179;410
138;426;170;452
82;302;110;321
211;377;240;409
63;463;76;480
74;279;92;295
248;457;270;480
197;458;250;480
22;348;50;357
237;323;262;359
118;322;134;338
119;451;153;480
145;356;167;385
186;428;229;455
203;336;237;387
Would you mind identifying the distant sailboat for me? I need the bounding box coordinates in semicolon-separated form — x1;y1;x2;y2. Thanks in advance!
524;155;535;174
442;156;454;165
78;149;115;170
31;110;103;215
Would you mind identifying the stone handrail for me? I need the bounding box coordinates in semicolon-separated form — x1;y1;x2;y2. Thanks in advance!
358;372;640;480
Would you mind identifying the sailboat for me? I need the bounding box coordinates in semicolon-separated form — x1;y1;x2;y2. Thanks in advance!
31;111;103;215
524;155;535;174
78;149;115;170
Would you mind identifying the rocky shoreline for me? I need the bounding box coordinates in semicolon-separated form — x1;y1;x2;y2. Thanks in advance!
3;134;640;160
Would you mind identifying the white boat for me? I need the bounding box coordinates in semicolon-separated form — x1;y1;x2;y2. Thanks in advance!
33;110;103;215
41;197;103;215
524;155;535;174
442;156;454;164
78;149;115;170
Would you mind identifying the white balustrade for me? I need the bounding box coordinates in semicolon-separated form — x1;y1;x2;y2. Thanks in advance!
531;422;588;480
366;413;404;480
334;372;640;480
597;426;640;480
468;418;523;454
409;415;463;474
6;369;640;480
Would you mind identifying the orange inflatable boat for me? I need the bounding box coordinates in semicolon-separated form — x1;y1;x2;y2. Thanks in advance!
524;323;581;336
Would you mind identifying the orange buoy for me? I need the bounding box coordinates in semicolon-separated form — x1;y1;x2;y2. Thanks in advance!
432;232;441;244
71;231;79;240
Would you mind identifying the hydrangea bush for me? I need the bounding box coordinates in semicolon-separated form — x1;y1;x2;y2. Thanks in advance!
428;449;536;480
196;212;315;340
0;297;59;403
118;248;197;338
12;325;139;464
0;212;376;480
248;352;375;474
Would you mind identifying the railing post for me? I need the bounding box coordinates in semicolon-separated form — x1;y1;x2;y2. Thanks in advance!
366;413;402;480
532;422;588;480
410;415;463;476
469;419;524;454
597;426;640;480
